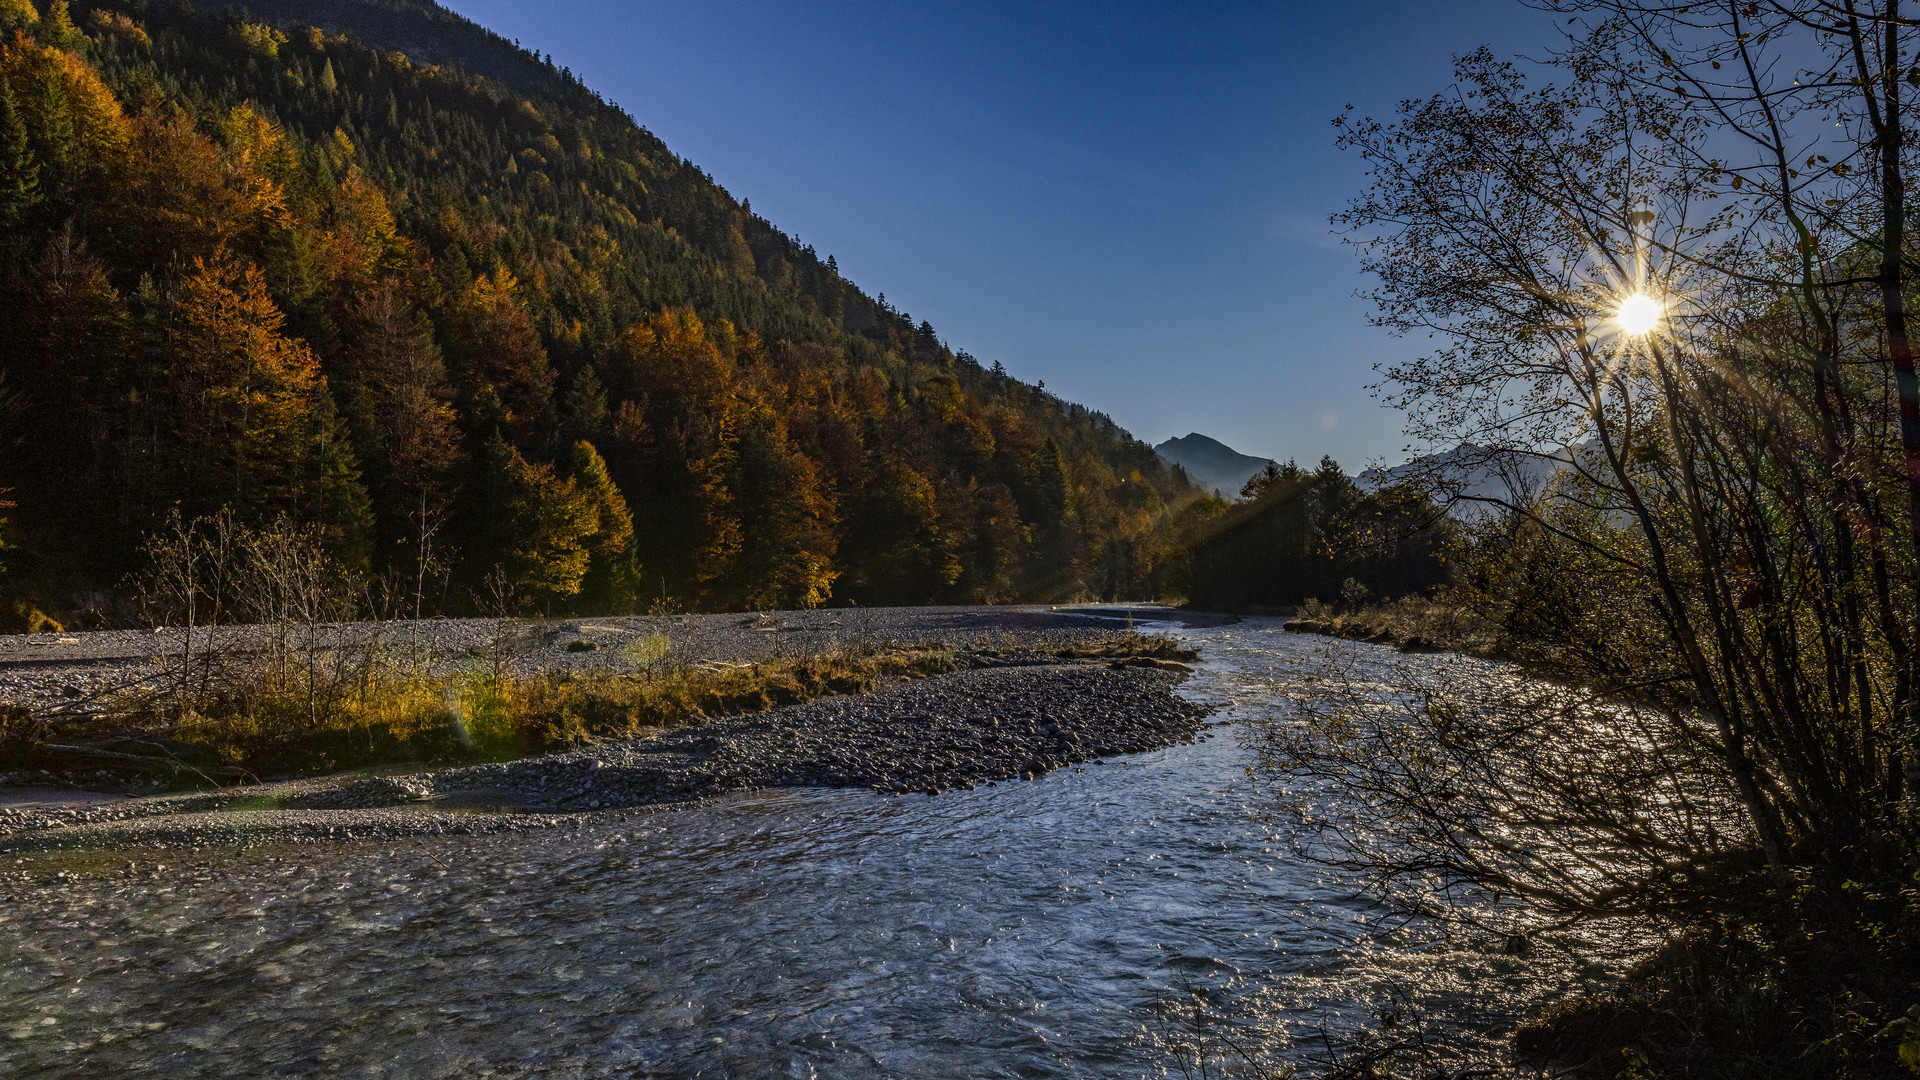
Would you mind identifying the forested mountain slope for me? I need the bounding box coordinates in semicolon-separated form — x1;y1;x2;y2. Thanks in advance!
0;0;1209;622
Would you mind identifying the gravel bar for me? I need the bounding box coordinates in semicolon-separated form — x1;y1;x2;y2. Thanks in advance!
0;603;1221;717
0;608;1223;851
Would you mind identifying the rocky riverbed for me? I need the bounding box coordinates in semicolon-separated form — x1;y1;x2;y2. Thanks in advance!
0;604;1212;717
0;609;1221;852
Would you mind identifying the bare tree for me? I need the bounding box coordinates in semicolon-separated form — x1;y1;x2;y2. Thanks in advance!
1273;1;1920;928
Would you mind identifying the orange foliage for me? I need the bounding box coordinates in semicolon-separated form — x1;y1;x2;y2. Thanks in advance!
446;268;555;444
321;168;410;284
0;34;125;147
111;107;288;269
169;255;324;507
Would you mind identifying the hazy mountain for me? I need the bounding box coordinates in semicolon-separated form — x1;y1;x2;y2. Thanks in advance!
1358;443;1577;518
1155;434;1276;499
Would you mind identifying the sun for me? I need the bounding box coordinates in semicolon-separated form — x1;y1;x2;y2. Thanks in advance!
1616;293;1661;336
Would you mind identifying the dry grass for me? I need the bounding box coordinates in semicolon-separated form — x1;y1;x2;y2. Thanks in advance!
10;630;1194;786
1288;596;1493;655
20;642;957;784
464;645;957;756
1047;631;1199;663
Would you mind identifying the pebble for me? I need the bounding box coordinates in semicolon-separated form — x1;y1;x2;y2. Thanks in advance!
0;632;1218;852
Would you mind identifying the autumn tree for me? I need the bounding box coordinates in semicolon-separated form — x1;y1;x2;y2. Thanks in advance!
485;433;593;609
443;267;556;450
165;255;367;539
0;2;1205;617
568;439;638;611
725;407;838;609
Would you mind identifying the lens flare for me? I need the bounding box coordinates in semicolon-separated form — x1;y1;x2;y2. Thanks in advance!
1616;293;1661;336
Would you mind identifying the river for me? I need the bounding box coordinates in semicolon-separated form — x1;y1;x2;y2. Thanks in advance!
0;616;1620;1078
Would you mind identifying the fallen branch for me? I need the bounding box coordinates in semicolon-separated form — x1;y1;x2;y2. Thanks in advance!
39;742;250;779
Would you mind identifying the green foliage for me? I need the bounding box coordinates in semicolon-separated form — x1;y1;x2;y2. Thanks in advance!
0;85;37;226
619;630;670;668
36;0;69;49
487;434;596;609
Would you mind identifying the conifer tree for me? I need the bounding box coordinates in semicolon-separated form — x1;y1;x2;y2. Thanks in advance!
569;440;637;611
729;410;837;609
351;286;461;503
487;433;595;609
20;59;72;187
0;85;37;228
299;387;376;570
0;3;1203;614
561;366;609;443
444;268;555;449
35;0;70;49
167;255;327;518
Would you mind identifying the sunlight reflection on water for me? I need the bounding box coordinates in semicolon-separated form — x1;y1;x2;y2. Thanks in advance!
0;618;1624;1078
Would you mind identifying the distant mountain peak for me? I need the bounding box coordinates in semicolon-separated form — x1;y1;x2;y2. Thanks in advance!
1155;434;1275;499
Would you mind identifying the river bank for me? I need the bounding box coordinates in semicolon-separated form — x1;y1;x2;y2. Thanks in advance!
0;604;1222;718
0;607;1220;852
0;617;1620;1079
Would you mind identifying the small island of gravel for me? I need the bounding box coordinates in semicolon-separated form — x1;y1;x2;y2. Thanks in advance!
0;606;1225;852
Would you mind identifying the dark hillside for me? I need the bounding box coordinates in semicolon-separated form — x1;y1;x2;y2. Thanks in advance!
1183;458;1450;611
0;0;1199;622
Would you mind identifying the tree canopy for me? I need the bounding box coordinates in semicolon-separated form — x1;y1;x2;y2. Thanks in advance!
0;0;1204;618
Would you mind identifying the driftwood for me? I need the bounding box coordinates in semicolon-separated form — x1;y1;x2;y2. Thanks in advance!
36;742;251;779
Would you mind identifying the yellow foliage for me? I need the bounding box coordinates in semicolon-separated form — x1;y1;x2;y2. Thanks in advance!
0;0;36;31
324;168;410;279
117;108;288;263
466;264;521;313
216;104;292;220
87;10;149;48
497;441;597;605
570;440;634;561
219;104;291;177
171;255;322;459
727;222;755;276
0;35;129;154
234;20;285;58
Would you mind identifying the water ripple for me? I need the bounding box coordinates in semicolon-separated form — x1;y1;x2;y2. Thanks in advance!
0;618;1615;1078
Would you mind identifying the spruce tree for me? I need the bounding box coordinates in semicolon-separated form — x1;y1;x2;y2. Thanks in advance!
0;86;39;228
561;366;609;443
37;0;71;48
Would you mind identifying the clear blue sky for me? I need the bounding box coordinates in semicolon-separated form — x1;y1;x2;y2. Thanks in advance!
438;0;1559;470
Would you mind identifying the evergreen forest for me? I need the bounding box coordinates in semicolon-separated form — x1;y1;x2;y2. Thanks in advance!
0;0;1216;623
1181;457;1448;613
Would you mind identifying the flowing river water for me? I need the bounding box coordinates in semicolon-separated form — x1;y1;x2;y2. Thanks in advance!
0;617;1624;1078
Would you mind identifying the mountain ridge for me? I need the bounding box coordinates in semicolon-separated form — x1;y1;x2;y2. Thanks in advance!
0;0;1208;619
1154;433;1275;499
